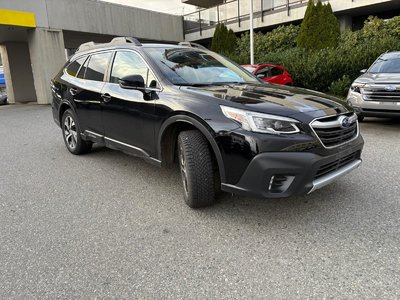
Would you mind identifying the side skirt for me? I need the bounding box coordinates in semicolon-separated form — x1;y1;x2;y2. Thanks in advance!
82;130;162;167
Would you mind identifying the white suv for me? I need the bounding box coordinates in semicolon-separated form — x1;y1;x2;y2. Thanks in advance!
347;51;400;121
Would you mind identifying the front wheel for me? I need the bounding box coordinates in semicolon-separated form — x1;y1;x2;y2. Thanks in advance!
357;114;364;122
61;109;92;155
177;130;215;208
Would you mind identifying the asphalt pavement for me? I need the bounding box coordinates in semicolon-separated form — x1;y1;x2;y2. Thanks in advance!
1;104;399;299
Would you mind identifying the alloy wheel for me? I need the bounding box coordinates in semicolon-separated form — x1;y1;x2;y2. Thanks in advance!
64;115;78;150
179;143;189;195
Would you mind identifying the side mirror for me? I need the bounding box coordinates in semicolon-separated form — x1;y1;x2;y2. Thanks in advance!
360;69;367;74
119;75;145;90
257;74;264;79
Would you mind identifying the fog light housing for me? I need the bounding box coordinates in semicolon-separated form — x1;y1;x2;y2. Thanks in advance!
268;175;295;193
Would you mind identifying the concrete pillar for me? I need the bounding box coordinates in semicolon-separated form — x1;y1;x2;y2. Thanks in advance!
339;15;353;32
0;43;37;104
27;28;66;104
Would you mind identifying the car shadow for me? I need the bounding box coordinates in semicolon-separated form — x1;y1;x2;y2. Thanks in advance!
361;117;400;127
84;143;363;226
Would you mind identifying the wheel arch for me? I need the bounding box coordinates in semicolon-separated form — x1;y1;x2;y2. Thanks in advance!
158;114;226;183
58;100;75;124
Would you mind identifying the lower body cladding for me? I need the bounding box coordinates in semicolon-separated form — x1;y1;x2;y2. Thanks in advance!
221;140;364;198
353;106;400;118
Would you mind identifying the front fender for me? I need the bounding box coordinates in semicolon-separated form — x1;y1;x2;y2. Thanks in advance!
157;114;226;183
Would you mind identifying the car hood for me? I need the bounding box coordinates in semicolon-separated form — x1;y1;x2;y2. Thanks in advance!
355;72;400;84
180;83;350;121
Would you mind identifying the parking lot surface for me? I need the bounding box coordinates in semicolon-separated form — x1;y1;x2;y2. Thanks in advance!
1;104;400;299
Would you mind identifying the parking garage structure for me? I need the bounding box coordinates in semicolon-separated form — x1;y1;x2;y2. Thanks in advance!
0;0;183;105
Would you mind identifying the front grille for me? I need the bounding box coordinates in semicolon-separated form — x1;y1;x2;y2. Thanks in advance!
311;113;358;148
315;151;360;179
363;84;400;102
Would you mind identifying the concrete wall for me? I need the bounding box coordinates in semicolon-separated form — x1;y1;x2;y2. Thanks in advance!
0;0;49;27
46;0;183;42
0;0;184;43
27;28;66;105
0;42;36;103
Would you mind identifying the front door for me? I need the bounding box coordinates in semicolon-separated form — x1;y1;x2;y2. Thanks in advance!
101;50;160;157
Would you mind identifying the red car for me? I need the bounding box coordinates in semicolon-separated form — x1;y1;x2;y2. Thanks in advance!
242;63;294;85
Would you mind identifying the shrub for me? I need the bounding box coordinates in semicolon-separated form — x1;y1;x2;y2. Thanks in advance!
297;0;340;49
329;75;352;97
211;23;237;56
236;25;299;63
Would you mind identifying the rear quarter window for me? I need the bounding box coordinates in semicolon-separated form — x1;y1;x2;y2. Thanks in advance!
66;57;86;77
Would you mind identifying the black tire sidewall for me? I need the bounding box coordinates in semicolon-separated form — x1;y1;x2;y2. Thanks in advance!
177;130;215;208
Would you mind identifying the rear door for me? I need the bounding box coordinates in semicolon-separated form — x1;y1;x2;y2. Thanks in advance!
72;51;113;135
268;66;285;84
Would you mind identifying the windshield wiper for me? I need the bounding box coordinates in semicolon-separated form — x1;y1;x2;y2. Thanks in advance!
177;83;216;87
177;82;254;87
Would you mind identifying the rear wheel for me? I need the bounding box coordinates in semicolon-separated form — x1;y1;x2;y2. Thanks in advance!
61;109;92;155
177;130;215;208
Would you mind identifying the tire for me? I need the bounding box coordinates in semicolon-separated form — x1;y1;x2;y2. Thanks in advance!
0;95;7;105
177;130;215;208
61;109;92;155
357;114;364;122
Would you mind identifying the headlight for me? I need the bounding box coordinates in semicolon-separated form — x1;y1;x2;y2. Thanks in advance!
220;105;300;134
350;82;365;94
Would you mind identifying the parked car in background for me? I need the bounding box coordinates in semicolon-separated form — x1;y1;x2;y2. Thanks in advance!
242;63;294;85
0;66;7;105
347;51;400;121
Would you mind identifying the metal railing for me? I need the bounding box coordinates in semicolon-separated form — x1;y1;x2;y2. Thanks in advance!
183;0;310;36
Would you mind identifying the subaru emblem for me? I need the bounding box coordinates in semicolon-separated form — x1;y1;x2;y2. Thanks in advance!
340;116;352;128
384;85;396;92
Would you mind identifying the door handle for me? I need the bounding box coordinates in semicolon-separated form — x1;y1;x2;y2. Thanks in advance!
69;87;78;96
101;93;112;103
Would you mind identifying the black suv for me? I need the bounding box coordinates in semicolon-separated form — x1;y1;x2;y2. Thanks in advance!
51;37;364;208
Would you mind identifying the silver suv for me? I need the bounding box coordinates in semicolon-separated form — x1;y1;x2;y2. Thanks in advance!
347;51;400;121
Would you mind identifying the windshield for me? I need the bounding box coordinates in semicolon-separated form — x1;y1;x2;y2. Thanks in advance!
146;47;259;85
243;66;256;73
369;54;400;73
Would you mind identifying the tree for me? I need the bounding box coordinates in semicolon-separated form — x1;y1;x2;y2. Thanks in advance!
297;0;340;49
211;23;237;55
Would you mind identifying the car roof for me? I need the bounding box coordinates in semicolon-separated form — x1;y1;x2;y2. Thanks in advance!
242;63;282;68
381;51;400;59
69;40;204;61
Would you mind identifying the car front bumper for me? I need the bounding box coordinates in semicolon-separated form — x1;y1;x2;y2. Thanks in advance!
221;136;364;198
348;90;400;117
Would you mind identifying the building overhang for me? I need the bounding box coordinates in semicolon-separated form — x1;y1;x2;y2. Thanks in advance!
182;0;224;8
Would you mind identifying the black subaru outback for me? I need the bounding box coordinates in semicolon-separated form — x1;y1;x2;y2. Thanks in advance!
51;37;364;208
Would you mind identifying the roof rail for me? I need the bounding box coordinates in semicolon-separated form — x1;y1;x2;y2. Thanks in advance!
178;42;207;50
76;37;142;53
110;37;142;46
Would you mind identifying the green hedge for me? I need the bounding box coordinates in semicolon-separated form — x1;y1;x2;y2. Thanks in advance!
228;16;400;97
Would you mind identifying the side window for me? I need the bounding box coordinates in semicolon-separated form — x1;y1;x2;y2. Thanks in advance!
255;66;270;78
270;67;284;77
110;51;158;88
66;57;86;77
85;52;112;82
77;57;89;79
